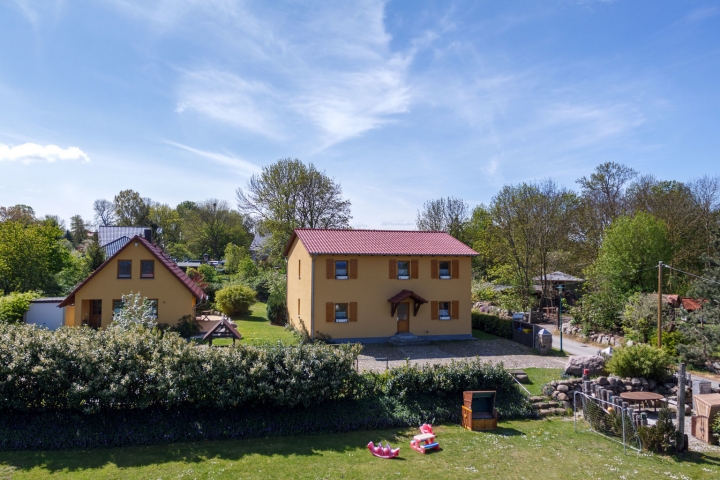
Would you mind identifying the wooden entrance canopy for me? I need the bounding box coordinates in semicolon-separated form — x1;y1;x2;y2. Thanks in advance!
202;317;242;345
388;290;428;317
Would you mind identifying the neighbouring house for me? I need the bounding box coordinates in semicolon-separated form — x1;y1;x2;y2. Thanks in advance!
284;229;478;343
98;226;152;257
59;235;207;329
24;297;65;330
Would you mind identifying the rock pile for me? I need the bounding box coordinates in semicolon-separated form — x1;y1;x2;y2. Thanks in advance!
542;375;703;412
560;323;624;346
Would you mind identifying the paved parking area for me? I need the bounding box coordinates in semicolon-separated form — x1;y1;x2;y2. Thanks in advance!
358;338;566;372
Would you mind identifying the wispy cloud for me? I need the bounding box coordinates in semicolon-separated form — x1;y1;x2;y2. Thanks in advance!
165;141;261;176
0;143;90;164
679;6;719;24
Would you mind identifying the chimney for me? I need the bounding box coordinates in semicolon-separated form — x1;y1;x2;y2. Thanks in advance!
144;228;152;242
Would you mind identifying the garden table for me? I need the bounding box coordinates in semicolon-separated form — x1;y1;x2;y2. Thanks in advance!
619;391;665;412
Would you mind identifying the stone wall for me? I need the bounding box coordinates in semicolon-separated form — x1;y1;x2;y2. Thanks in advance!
561;323;624;346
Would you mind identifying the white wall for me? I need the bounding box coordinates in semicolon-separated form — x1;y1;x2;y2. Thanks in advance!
24;301;64;330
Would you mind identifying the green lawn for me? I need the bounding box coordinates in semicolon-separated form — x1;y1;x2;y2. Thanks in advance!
198;302;298;346
471;329;501;341
523;367;564;396
3;419;719;479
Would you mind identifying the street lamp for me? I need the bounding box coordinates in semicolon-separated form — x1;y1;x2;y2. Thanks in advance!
557;284;565;353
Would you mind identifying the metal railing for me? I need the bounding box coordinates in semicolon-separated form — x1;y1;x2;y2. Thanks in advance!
573;390;642;454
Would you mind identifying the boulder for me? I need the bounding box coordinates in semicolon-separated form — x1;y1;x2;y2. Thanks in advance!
648;379;657;390
631;378;642;387
515;374;530;384
563;355;605;376
556;384;569;393
596;376;609;386
557;393;569;401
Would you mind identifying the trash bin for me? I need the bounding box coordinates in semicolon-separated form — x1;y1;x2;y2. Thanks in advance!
693;380;712;395
536;328;552;355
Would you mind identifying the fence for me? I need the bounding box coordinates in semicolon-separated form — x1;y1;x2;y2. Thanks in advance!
573;391;642;454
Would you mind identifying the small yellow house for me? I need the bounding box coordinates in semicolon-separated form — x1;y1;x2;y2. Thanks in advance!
59;235;207;328
284;229;478;343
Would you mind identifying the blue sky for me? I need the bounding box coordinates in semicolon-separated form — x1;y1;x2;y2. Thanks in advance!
1;0;719;229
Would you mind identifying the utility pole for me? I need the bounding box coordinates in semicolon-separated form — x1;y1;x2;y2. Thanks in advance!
557;284;564;353
658;261;663;349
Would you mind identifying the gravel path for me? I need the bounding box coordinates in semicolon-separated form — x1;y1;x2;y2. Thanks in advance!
358;338;566;372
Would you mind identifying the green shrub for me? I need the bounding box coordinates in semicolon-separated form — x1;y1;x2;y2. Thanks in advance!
215;284;256;317
266;291;287;325
606;344;673;381
471;310;512;339
0;291;39;324
169;314;200;338
637;406;682;453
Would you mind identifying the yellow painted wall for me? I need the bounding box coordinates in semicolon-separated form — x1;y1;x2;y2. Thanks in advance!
285;237;313;334
70;241;197;328
63;305;75;327
286;238;473;340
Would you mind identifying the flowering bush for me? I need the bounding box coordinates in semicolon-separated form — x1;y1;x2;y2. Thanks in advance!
111;292;157;330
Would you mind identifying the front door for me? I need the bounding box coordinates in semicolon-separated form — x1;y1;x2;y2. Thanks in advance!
396;302;409;333
89;300;102;329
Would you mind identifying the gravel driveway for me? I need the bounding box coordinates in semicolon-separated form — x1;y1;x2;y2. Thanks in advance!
358;338;566;372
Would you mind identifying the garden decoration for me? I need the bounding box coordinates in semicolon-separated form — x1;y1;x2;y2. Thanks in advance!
461;391;498;431
367;441;400;459
410;424;440;454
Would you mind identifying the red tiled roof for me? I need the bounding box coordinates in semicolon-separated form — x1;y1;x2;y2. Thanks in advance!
284;229;478;256
59;235;206;307
680;297;705;312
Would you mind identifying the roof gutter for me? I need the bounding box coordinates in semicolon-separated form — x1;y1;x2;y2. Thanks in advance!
310;254;317;341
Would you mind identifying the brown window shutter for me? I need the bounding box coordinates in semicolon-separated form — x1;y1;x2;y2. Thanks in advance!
326;259;334;279
349;302;357;322
452;301;460;319
431;260;438;279
411;259;419;279
431;301;439;320
349;259;358;279
389;259;397;279
326;302;334;322
452;260;460;279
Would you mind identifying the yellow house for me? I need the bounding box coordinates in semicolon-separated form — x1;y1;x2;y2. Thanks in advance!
284;229;478;343
59;235;207;328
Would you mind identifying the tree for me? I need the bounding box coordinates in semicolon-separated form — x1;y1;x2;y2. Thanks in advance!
489;180;576;308
113;190;151;226
69;215;89;247
236;158;351;258
183;199;253;259
678;229;720;367
84;232;106;272
577;162;637;230
0;220;69;294
93;199;116;227
688;175;720;258
416;197;470;242
0;204;36;224
148;203;182;247
224;243;250;275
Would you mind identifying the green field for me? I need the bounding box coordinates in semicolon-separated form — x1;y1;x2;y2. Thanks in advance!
3;418;718;479
197;302;299;346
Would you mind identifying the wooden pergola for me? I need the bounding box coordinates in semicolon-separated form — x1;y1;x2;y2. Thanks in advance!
387;289;428;317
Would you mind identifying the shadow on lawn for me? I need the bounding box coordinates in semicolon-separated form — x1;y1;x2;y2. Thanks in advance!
0;429;411;474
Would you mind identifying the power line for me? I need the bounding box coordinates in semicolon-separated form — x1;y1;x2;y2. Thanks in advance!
662;264;720;287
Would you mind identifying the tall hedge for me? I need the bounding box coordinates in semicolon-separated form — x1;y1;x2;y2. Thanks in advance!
471;310;513;339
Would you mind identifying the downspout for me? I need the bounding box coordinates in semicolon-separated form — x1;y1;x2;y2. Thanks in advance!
284;257;290;326
311;254;317;341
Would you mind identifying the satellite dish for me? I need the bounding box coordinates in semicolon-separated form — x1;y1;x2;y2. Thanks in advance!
156;227;163;234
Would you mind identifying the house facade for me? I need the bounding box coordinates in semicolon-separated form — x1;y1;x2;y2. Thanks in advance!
284;229;477;343
59;235;206;328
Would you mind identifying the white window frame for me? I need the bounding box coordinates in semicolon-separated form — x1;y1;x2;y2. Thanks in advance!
397;261;410;280
335;303;349;322
335;260;348;280
439;301;451;320
439;261;451;279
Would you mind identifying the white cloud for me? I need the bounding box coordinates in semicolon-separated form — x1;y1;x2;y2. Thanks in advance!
165;141;261;177
0;143;90;164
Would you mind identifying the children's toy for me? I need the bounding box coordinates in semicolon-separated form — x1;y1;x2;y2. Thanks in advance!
367;441;400;458
410;424;440;454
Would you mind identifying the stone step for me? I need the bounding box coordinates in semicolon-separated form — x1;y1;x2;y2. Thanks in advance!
529;396;546;403
538;407;568;416
532;401;561;410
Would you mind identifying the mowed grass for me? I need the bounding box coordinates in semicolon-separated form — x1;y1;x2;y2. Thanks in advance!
523;367;564;396
471;329;501;341
3;419;720;479
199;302;298;346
